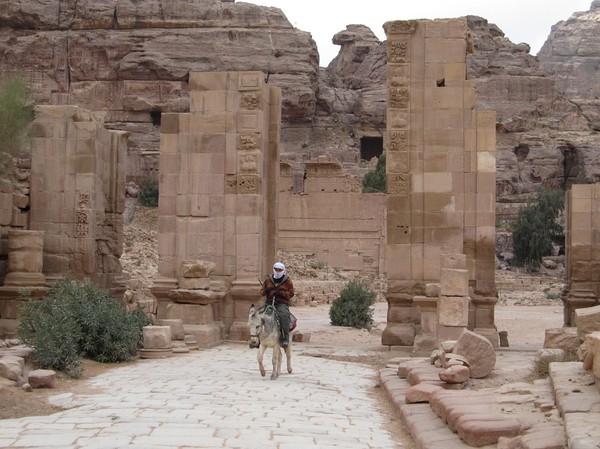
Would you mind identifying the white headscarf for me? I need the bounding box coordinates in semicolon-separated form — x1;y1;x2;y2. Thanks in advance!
272;262;286;280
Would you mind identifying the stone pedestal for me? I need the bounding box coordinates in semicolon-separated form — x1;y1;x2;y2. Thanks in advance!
470;293;500;348
228;278;263;342
382;283;419;346
563;289;598;327
3;230;46;287
140;325;172;359
413;295;437;352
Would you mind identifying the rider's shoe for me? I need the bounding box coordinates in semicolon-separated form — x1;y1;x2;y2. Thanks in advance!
281;340;289;348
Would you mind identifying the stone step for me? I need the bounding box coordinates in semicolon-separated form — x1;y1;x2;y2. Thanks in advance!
380;368;477;449
380;354;583;449
549;361;600;449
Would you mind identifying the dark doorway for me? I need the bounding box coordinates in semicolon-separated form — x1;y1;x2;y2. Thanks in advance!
151;110;162;127
360;136;384;161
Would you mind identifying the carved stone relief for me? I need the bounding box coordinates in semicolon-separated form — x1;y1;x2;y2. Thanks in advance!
389;130;408;152
237;133;260;151
387;173;410;194
237;175;260;194
239;154;258;173
75;191;91;237
241;93;260;110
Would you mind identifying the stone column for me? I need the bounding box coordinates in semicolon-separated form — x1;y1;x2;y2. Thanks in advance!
562;184;600;325
382;19;498;347
153;71;281;345
3;230;46;287
28;106;127;290
436;254;470;345
413;295;437;352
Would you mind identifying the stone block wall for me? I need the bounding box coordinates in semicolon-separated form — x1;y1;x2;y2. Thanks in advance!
563;184;600;325
278;155;386;275
152;71;281;345
26;106;127;290
382;19;498;347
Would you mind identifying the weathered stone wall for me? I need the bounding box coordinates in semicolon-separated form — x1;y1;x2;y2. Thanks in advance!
563;184;600;326
152;71;280;346
28;106;127;289
0;0;318;181
382;18;497;347
278;156;386;275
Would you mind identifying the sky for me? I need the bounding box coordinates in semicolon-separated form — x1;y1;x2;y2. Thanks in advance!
244;0;593;66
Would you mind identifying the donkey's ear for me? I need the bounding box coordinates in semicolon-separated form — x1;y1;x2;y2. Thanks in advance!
249;304;256;314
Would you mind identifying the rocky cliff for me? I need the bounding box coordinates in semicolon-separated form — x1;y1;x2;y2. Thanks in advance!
311;4;600;219
1;0;598;215
0;0;319;172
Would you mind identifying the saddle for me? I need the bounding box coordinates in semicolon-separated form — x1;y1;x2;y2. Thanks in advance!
259;304;297;332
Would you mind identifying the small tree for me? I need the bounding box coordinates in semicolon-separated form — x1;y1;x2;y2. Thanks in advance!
0;74;34;177
512;187;564;271
329;280;376;329
18;279;151;378
139;177;159;207
362;153;386;193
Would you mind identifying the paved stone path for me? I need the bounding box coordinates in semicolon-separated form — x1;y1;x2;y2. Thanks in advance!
0;343;403;449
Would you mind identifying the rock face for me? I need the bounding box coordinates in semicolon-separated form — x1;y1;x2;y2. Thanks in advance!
0;0;318;175
539;1;600;131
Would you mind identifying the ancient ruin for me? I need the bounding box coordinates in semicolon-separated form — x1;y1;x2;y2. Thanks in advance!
562;184;600;325
0;105;127;336
150;71;280;346
382;19;498;349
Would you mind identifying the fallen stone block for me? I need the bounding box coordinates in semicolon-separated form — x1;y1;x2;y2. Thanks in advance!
405;382;443;403
27;369;56;389
457;415;522;447
452;329;496;378
406;365;444;385
575;305;600;341
439;365;470;383
397;357;431;378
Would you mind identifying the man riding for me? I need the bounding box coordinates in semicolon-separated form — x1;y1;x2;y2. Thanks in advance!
260;262;294;348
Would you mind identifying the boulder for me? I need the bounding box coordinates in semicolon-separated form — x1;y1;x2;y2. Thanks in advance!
452;329;496;378
439;365;470;384
27;369;56;389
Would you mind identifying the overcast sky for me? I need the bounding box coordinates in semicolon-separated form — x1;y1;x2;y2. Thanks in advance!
244;0;593;66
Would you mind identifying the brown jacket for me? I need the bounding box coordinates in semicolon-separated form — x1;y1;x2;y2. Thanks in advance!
261;274;294;305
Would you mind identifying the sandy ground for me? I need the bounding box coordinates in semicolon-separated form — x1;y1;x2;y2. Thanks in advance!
292;301;564;350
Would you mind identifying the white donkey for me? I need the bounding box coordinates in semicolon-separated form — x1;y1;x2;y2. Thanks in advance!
248;304;292;379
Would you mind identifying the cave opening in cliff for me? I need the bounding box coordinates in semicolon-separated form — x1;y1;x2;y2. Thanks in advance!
151;110;162;127
360;136;383;161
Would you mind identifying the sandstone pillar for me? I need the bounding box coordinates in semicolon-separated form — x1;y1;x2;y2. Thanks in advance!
27;106;127;291
382;19;498;347
153;71;280;345
436;254;470;345
3;230;46;287
563;184;600;325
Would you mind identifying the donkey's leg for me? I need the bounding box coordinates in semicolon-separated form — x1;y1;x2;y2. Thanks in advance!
257;345;266;377
285;343;292;374
271;345;281;380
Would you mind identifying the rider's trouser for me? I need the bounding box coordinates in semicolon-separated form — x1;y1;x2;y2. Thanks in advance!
274;302;290;344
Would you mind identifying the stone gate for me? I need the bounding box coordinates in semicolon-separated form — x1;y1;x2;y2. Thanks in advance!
151;71;280;346
382;19;498;349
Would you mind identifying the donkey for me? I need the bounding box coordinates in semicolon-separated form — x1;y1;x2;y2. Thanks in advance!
248;304;292;379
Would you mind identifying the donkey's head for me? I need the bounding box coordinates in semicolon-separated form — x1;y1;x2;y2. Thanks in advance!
248;304;261;349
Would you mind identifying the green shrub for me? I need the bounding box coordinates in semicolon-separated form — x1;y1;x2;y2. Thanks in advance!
512;187;564;271
17;280;151;378
362;153;386;193
139;177;159;207
329;280;376;329
0;74;34;177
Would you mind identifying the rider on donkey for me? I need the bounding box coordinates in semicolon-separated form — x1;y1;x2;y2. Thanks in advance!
260;262;294;348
